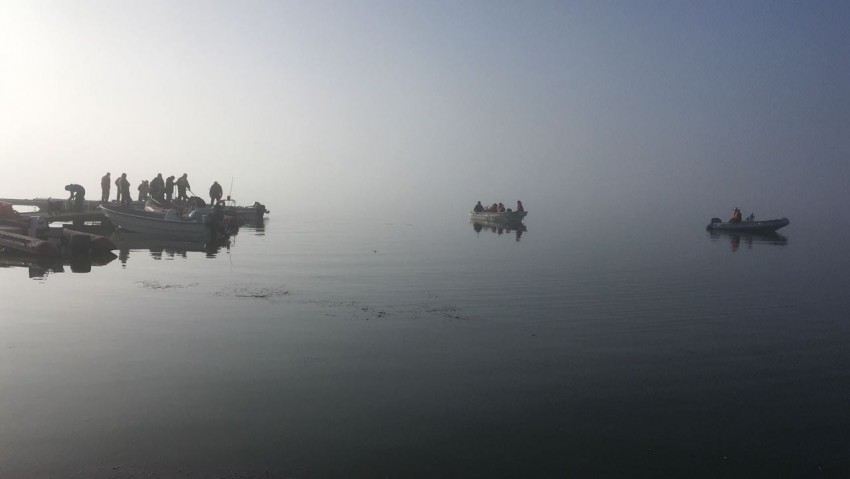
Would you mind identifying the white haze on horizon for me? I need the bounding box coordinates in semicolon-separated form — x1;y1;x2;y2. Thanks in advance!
1;1;848;227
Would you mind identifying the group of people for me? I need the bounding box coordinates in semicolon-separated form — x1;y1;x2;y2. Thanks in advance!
98;172;223;208
473;200;524;213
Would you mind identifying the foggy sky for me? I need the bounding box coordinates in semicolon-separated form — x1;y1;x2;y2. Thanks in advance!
1;1;848;224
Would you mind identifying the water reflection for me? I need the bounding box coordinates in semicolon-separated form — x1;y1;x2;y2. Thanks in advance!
708;230;788;252
0;251;117;279
471;220;527;242
113;233;231;265
239;217;267;235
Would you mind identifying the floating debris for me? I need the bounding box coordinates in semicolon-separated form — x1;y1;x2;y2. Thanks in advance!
304;298;470;321
138;280;199;290
215;284;290;300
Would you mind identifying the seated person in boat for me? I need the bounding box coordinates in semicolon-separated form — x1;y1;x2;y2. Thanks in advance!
473;201;485;213
516;200;524;212
490;203;499;212
497;203;506;212
64;183;86;211
729;207;742;223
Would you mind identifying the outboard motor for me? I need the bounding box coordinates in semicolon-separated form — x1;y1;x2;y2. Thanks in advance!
706;217;722;230
252;202;269;214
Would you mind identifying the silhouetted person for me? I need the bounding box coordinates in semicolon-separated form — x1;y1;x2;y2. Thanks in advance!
150;173;165;201
473;201;484;213
119;173;131;207
209;181;223;206
101;172;111;203
516;200;524;212
165;175;175;201
176;173;190;202
138;180;150;201
65;184;86;211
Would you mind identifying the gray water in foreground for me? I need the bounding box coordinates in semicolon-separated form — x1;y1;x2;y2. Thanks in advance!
1;211;849;478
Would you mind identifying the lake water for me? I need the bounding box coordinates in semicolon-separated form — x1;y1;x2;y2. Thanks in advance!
1;209;849;478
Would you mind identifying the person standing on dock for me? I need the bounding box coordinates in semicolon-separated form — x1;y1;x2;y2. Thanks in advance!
137;180;150;202
165;175;176;202
176;173;190;202
101;172;111;203
150;173;165;201
209;181;223;206
119;173;131;207
65;184;86;211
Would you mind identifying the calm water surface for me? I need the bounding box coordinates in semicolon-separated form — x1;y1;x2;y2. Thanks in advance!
1;210;849;478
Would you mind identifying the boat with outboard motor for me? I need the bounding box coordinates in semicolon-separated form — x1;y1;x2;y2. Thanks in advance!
145;198;267;226
469;210;527;223
100;204;230;240
706;216;789;233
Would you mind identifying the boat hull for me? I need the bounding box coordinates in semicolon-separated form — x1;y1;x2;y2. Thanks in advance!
469;211;527;223
706;217;789;233
148;198;263;227
100;205;213;240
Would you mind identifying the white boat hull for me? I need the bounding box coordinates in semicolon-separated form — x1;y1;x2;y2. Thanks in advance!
100;205;212;240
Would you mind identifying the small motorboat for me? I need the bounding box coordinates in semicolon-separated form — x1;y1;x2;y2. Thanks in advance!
146;198;266;227
469;210;528;223
100;205;230;241
706;216;789;233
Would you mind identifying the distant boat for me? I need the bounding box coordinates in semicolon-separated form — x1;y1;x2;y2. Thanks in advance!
469;210;528;223
706;217;789;233
100;205;227;241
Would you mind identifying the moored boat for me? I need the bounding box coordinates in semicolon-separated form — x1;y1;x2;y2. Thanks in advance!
222;199;269;225
469;210;528;223
705;217;789;233
146;198;266;227
100;205;228;240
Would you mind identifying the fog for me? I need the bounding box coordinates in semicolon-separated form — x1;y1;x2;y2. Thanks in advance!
2;1;848;227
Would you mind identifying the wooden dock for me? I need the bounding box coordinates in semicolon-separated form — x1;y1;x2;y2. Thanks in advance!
0;197;110;223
